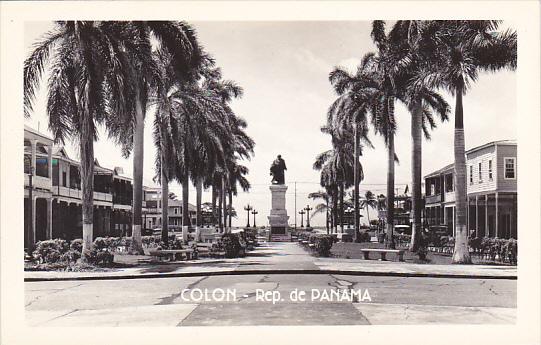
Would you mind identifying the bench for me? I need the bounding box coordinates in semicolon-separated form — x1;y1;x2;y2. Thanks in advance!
148;249;194;262
360;248;405;262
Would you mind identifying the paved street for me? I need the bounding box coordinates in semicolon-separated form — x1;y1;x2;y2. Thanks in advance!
25;242;516;326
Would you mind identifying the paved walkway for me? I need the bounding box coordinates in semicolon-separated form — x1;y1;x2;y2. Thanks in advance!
24;242;517;281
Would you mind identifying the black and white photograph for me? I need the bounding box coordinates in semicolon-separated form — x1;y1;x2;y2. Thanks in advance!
1;1;540;345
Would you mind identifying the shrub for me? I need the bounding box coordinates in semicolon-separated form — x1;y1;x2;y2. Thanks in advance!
32;239;69;264
219;233;242;258
83;248;114;267
309;234;336;257
142;234;179;249
70;239;83;252
60;249;81;263
466;237;518;264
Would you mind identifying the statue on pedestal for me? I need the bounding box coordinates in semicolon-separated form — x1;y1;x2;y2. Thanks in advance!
270;155;287;185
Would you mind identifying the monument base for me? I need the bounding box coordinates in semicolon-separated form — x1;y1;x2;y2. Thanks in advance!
268;184;290;241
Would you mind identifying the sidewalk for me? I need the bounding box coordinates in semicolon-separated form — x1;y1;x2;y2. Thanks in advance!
24;242;517;281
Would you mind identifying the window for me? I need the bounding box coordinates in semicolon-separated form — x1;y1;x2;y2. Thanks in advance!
488;160;493;181
478;162;483;183
62;171;67;187
174;208;178;214
504;157;516;179
445;174;454;192
469;166;473;184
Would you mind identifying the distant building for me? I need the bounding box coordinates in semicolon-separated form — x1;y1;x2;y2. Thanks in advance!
376;194;416;233
424;140;517;239
143;188;197;231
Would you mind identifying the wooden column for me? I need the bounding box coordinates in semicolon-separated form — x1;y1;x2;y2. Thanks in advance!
46;198;53;239
30;140;37;176
475;195;479;237
30;196;36;245
47;145;53;179
467;197;470;234
495;192;499;238
453;206;456;237
485;194;489;237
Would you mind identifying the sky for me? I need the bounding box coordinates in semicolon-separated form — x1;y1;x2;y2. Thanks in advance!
24;21;517;227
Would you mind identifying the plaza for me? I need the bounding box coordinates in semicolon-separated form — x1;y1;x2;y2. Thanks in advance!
25;242;517;326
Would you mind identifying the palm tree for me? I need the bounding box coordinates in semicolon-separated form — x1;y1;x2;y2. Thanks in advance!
384;21;451;252
329;50;397;243
314;125;368;234
308;191;331;233
359;191;378;226
24;21;135;253
415;21;516;263
107;21;204;254
227;162;251;227
151;49;186;243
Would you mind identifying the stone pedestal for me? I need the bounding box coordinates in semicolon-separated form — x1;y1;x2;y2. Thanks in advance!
268;185;289;238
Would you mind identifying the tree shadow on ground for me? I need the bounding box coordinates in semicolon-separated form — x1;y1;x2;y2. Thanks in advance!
139;260;236;273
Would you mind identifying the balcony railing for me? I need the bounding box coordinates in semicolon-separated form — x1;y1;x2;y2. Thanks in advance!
444;191;455;203
94;191;113;202
56;186;81;199
53;186;112;202
425;194;442;204
25;174;52;191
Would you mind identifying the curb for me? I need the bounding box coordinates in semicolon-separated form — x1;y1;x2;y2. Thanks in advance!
24;268;517;282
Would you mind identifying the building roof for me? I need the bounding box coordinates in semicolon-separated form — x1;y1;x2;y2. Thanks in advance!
168;199;197;212
424;140;517;178
466;140;516;155
425;163;454;179
24;125;54;144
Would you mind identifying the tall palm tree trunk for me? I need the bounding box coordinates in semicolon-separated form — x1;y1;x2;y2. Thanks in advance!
410;99;423;252
339;182;344;234
211;186;217;225
160;154;169;244
325;199;329;234
218;186;223;232
80;97;94;254
452;87;472;263
130;89;144;254
353;123;360;242
386;130;396;249
222;177;227;232
196;178;202;227
182;173;190;227
332;187;338;234
228;190;233;228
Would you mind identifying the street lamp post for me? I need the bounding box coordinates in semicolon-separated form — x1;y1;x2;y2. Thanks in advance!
305;205;312;228
252;209;258;228
244;204;253;228
299;209;305;228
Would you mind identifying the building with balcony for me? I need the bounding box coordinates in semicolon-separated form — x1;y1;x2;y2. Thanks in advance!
24;125;54;248
24;126;153;247
424;140;517;239
143;188;197;231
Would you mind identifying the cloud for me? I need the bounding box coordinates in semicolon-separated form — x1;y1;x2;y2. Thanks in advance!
291;47;333;75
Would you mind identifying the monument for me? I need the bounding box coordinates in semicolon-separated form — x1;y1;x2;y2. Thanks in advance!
268;155;290;241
